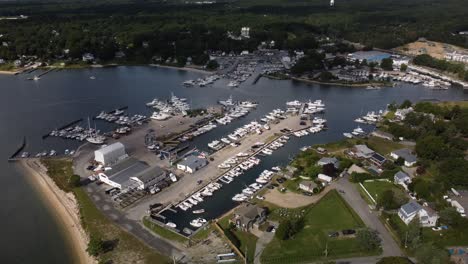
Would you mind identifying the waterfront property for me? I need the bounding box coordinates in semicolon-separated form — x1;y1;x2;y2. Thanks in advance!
232;204;267;231
176;155;208;174
317;157;340;169
94;142;127;165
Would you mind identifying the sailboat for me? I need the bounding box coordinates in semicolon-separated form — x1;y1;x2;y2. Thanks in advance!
86;117;106;144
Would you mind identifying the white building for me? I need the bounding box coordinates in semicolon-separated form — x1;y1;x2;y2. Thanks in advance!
398;201;438;227
177;155;208;174
395;107;414;120
82;53;95;62
241;27;250;38
390;148;418;167
450;200;465;214
318;174;332;183
94;142;127;165
299;180;317;193
394;171;411;190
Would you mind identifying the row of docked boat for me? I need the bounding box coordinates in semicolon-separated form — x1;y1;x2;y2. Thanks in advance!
232;170;274;202
146;93;190;116
49;125;92;141
176;182;222;212
292;122;326;138
354;110;385;124
183;75;220;87
303;100;326;114
179;122;218;142
260;135;289;155
343;126;366;138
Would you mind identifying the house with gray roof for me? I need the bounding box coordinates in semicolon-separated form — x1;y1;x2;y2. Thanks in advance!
391;148;418;167
394;171;411;190
232;204;267;231
351;144;375;159
317;157;340;169
398;201;438;227
98;157;149;189
177;155;208;173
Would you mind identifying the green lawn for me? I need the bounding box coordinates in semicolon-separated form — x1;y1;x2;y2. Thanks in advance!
362;180;406;202
43;159;170;264
261;191;376;263
143;217;188;244
366;136;407;155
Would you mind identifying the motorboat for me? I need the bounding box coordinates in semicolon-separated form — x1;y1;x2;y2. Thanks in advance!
150;112;170;121
218;95;235;107
166;222;177;228
190;218;207;228
343;133;353;138
193;209;205;214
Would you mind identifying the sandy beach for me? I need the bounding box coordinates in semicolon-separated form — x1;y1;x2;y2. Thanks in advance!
18;159;95;264
0;70;19;75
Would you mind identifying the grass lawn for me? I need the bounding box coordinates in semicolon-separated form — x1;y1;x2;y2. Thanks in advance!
143;217;188;244
43;159;171;264
366;136;407;155
362;180;406;202
191;223;215;241
436;101;468;109
261;191;376;263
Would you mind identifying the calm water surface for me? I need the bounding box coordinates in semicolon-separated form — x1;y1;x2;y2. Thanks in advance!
0;66;466;262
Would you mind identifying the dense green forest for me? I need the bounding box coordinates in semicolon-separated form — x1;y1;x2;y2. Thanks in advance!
0;0;466;63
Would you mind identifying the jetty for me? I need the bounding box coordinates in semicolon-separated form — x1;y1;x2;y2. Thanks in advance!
8;136;26;162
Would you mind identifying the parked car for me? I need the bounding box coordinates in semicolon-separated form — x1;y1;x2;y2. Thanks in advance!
302;192;312;196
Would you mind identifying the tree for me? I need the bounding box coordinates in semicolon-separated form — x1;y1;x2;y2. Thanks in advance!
399;99;412;109
377;190;396;210
414;243;450;264
400;63;408;72
380;58;393;71
318;71;335;81
439;207;468;228
356;228;381;251
87;235;105;257
377;257;412;264
68;174;81;188
206;60;219;70
275;220;292;240
394;157;405;166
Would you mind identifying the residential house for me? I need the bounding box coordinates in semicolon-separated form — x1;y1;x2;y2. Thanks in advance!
177;155;208;174
350;144;375;159
394;171;411;190
232;204;267;231
370;152;387;167
398;201;438;227
318;173;332;183
395;107;413;121
390;148;418;167
299;180;317;193
317;157;340;169
82;53;95;62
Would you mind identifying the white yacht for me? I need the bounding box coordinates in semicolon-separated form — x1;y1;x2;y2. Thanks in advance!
218;95;235;107
150;112;170;121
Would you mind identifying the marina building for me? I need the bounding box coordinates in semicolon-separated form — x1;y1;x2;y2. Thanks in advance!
176;155;208;174
98;157;168;190
98;158;149;189
94;142;127;165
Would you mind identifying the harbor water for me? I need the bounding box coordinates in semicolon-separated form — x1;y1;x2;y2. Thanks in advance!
0;66;467;262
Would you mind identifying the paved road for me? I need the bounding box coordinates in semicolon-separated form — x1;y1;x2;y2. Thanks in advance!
334;176;403;257
73;145;186;261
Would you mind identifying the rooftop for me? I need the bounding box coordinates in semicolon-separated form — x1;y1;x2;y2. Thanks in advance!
178;155;207;168
105;157;149;185
395;171;410;180
400;201;422;216
392;148;417;163
96;142;125;155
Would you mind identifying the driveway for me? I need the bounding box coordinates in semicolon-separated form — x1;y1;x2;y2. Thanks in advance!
334;176;403;257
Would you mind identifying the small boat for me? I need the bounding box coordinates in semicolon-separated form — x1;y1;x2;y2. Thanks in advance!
193;209;205;214
343;132;353;138
166;222;177;228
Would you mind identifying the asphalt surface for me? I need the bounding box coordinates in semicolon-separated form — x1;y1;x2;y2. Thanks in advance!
334;176;403;257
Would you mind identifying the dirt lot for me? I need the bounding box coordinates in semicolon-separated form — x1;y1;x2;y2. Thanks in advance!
395;40;467;59
263;186;333;208
186;231;234;263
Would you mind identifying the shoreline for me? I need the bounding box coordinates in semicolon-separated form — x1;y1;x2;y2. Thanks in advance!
148;64;212;74
291;77;389;88
17;159;95;264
